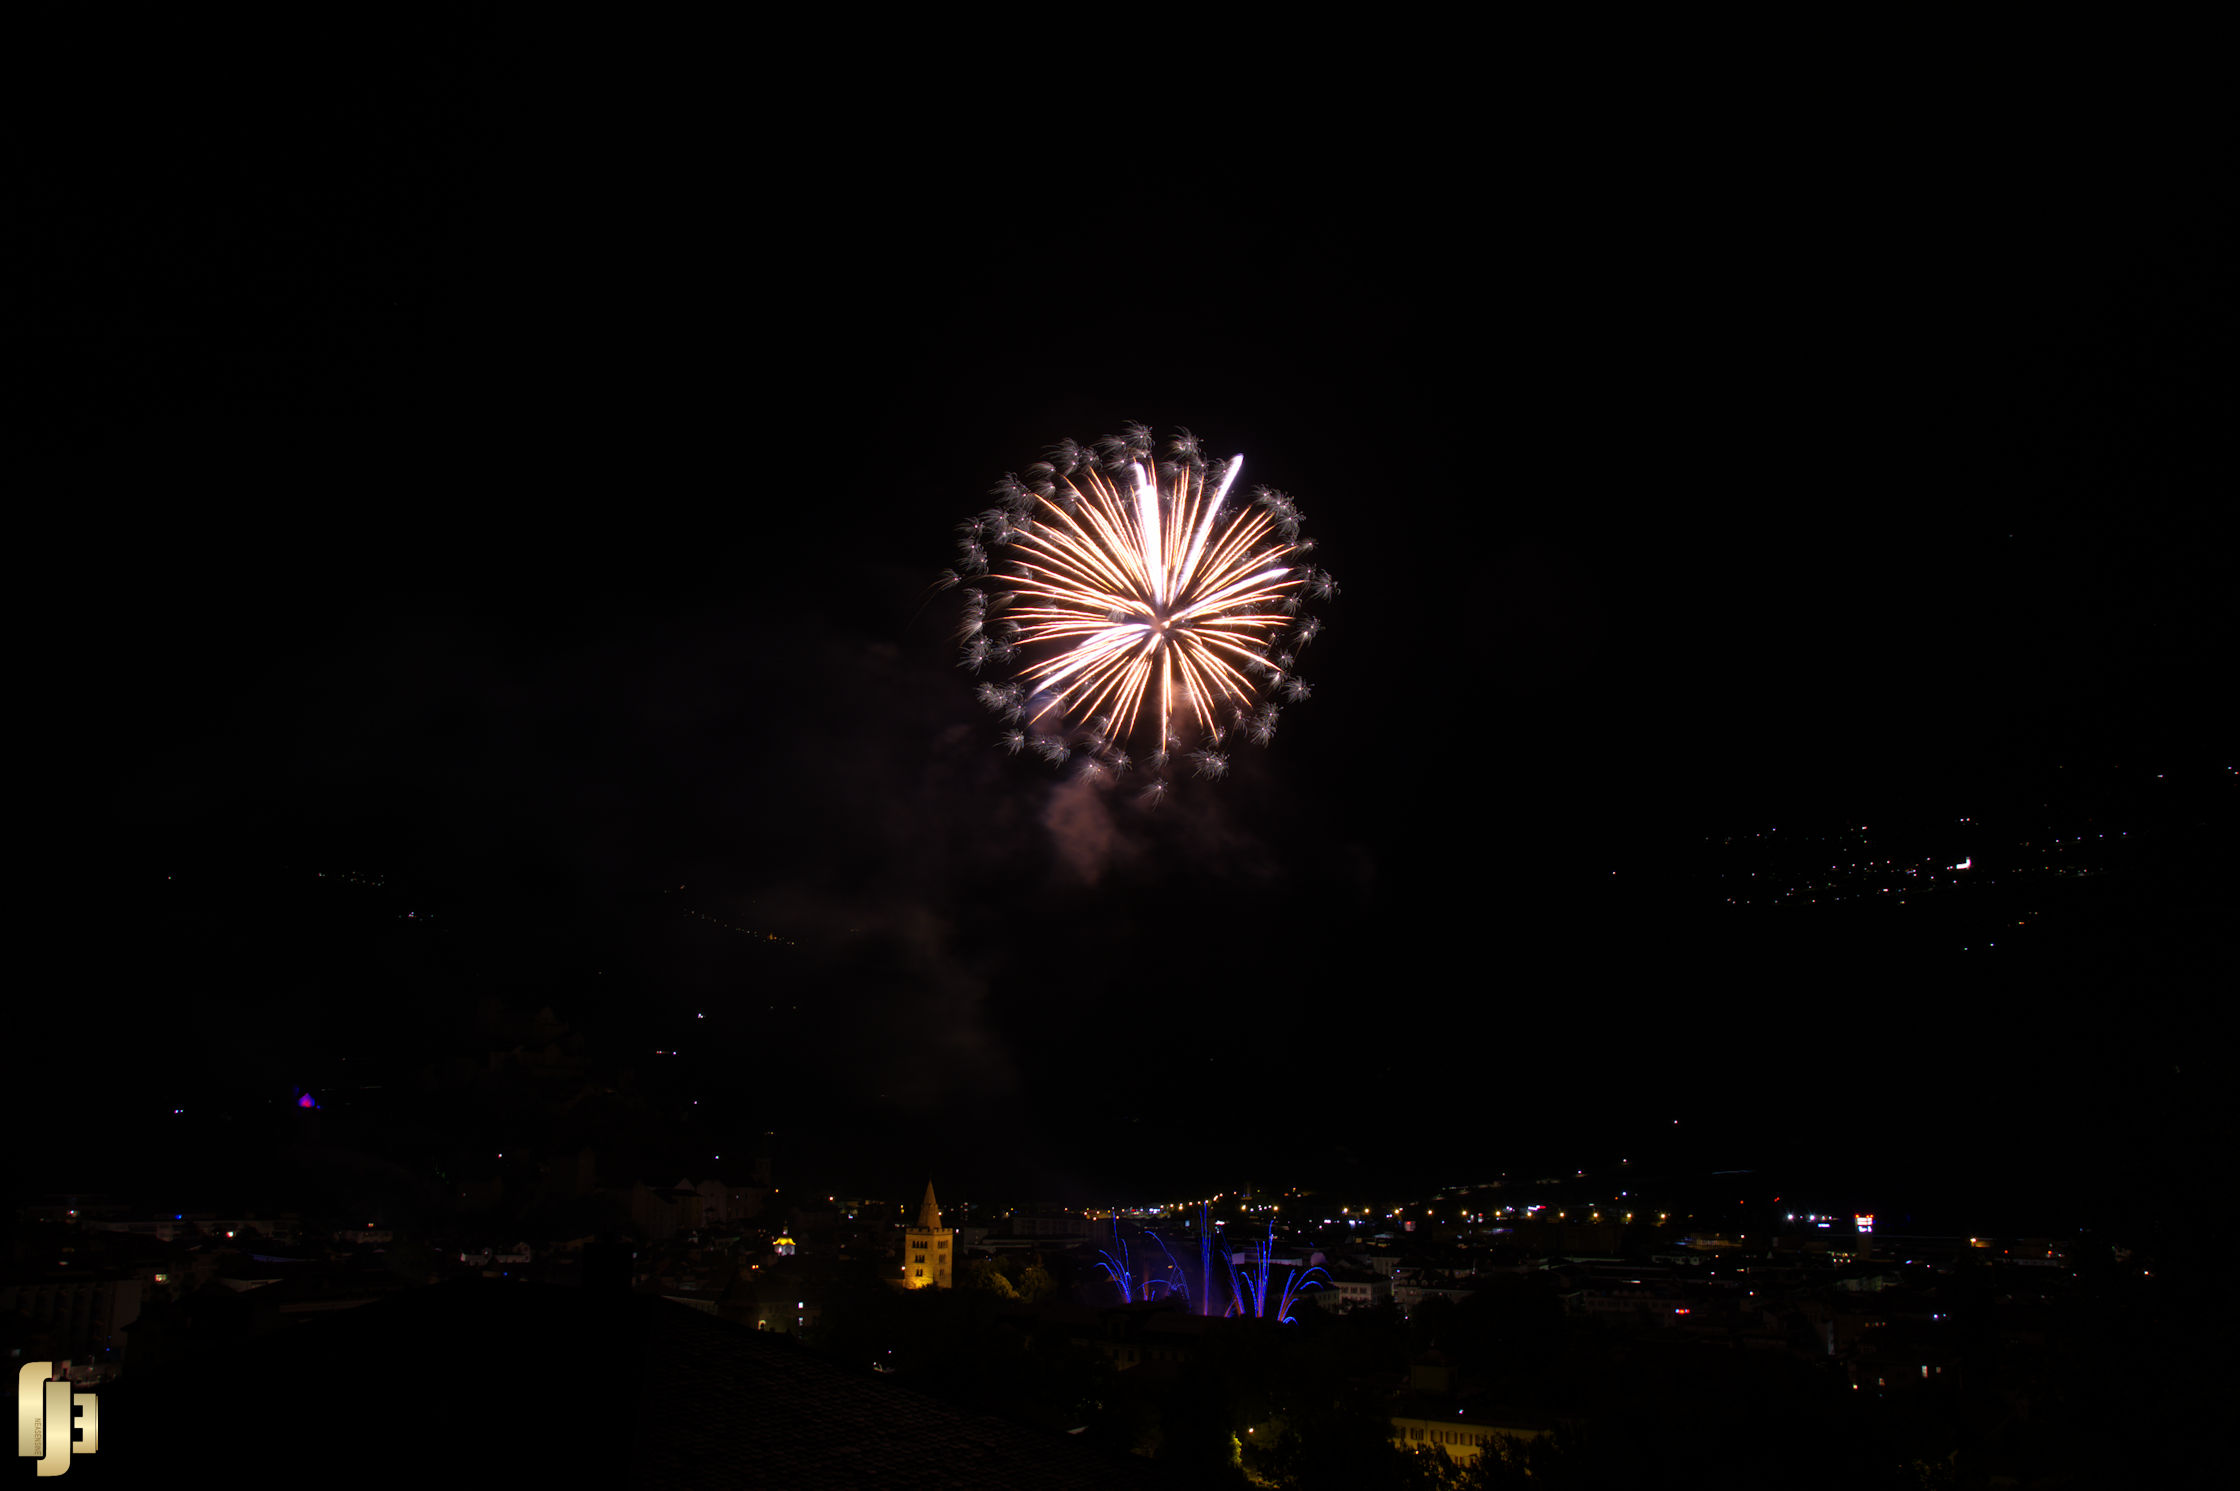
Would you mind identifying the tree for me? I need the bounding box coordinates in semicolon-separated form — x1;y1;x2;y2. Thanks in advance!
1156;1358;1250;1488
1014;1259;1056;1304
963;1257;1019;1299
1245;1385;1440;1491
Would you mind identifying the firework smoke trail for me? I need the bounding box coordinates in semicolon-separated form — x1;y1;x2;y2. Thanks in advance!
950;425;1334;791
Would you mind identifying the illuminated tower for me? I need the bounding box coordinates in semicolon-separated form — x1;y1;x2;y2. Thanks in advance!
903;1181;953;1290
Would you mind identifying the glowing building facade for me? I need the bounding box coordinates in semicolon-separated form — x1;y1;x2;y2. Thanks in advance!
904;1182;953;1290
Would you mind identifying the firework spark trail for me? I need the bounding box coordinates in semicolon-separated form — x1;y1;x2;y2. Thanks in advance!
1200;1204;1214;1316
1200;1199;1218;1316
1226;1243;1265;1319
1276;1258;1332;1323
954;426;1333;790
1097;1218;1141;1303
1100;1217;1196;1305
1227;1222;1329;1322
1101;1212;1321;1320
1148;1205;1219;1316
1107;1218;1196;1307
1143;1230;1195;1309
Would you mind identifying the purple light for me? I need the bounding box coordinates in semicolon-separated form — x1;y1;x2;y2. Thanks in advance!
1228;1222;1326;1321
1103;1209;1324;1322
296;1093;317;1109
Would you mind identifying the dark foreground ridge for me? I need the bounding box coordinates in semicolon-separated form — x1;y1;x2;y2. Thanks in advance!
93;1277;1167;1487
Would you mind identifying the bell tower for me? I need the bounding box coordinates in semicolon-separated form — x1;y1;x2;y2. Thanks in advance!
903;1180;953;1289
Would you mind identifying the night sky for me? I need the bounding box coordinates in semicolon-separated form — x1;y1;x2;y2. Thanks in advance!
26;32;2233;1232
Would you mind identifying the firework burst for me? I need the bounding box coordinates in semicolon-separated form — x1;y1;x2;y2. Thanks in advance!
954;425;1332;787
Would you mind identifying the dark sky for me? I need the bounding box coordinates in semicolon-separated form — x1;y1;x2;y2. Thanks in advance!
25;31;2234;1224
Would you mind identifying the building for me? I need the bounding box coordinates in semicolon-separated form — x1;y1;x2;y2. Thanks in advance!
1389;1355;1552;1467
695;1177;766;1225
1002;1204;1097;1242
1392;1275;1478;1318
93;1214;299;1245
903;1182;953;1290
629;1180;705;1242
0;1275;144;1362
1389;1406;1550;1466
1312;1268;1392;1312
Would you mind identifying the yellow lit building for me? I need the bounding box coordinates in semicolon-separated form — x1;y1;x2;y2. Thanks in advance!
903;1181;953;1290
1391;1360;1550;1467
1389;1412;1547;1466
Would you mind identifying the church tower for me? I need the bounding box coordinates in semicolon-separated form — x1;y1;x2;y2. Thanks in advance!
903;1180;953;1290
